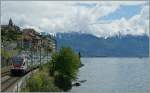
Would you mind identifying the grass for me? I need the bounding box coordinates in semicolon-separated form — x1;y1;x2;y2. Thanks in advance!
21;63;61;92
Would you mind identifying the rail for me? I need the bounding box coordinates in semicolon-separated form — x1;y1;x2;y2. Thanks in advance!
1;55;51;92
1;77;20;92
1;69;39;92
1;71;10;77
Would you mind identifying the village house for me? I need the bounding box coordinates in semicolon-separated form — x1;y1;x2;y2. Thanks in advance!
20;28;41;51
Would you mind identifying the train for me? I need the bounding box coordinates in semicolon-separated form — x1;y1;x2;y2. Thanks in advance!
10;54;40;75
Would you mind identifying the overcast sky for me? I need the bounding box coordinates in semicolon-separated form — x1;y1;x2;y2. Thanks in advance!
1;1;149;37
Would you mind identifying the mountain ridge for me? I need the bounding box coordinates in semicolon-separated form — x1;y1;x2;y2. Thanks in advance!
56;32;149;57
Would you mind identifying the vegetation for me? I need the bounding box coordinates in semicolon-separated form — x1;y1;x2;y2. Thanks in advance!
1;19;56;68
1;46;21;58
49;47;80;91
22;64;61;92
1;27;22;42
23;47;80;92
55;47;80;80
2;17;80;92
1;48;20;67
49;52;58;76
1;19;22;67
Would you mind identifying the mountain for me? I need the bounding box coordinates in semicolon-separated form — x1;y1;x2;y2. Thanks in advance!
56;32;149;57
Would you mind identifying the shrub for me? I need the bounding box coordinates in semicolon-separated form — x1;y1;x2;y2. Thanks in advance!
49;52;58;76
27;74;42;92
26;69;60;92
50;47;80;91
54;74;72;91
55;47;80;80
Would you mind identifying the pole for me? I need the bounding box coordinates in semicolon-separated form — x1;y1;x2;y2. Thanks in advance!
55;38;57;52
22;33;23;50
47;45;48;63
31;40;33;67
40;40;41;66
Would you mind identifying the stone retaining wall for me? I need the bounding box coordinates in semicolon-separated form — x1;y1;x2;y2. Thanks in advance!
12;69;39;92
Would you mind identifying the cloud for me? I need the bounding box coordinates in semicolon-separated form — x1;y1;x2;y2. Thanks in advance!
90;5;149;37
1;1;149;37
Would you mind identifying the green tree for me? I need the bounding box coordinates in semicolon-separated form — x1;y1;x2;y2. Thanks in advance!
49;52;58;76
55;47;80;80
50;47;80;91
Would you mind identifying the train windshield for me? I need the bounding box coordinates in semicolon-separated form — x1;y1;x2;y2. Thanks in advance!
12;57;23;65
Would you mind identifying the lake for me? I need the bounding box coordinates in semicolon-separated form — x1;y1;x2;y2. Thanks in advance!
71;58;150;93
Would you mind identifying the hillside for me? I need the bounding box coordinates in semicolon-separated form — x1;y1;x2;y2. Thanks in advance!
56;32;149;57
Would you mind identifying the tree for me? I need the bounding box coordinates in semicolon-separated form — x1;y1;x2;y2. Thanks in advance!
55;47;80;80
49;52;58;76
1;25;22;42
47;46;53;52
50;47;80;91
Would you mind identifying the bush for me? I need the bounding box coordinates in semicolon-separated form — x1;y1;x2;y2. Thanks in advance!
54;74;72;91
55;47;80;80
25;69;61;92
49;52;58;76
50;47;80;91
25;47;80;92
40;73;60;92
27;73;43;92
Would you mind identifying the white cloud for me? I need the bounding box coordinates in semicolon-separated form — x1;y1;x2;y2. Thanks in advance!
90;4;149;37
1;1;149;37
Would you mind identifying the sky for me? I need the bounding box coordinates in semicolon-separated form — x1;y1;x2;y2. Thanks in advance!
1;1;149;37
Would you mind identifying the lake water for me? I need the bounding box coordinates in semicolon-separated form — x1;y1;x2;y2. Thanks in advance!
71;58;150;93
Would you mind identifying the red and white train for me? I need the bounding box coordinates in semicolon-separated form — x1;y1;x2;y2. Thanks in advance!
11;54;40;75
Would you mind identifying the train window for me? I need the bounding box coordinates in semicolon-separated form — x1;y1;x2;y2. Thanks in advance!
12;57;23;65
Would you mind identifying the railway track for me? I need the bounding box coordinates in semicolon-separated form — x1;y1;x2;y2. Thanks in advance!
1;56;50;92
1;71;10;77
1;77;20;92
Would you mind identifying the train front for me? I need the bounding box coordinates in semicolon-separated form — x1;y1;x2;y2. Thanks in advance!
11;56;27;75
